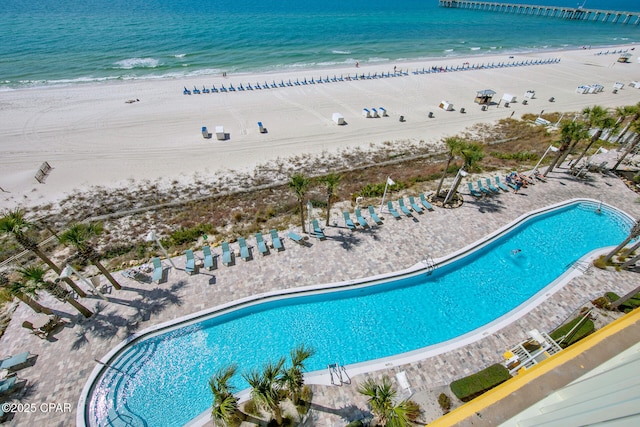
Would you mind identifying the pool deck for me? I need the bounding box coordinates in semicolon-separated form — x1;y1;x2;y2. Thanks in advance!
2;160;640;426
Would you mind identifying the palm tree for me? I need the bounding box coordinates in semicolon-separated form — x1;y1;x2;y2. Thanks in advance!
571;111;617;167
435;136;465;196
318;173;341;226
59;223;122;290
443;142;484;205
282;344;315;405
614;102;640;144
558;106;607;166
0;208;86;298
603;220;640;264
612;120;640;171
358;376;415;427
243;358;286;426
0;274;53;315
544;121;589;176
18;266;93;318
610;283;640;310
209;364;246;427
288;173;312;233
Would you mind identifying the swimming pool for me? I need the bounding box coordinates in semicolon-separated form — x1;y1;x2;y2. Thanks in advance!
80;199;633;427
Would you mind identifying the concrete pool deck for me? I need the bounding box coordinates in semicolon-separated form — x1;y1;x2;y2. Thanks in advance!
2;161;640;426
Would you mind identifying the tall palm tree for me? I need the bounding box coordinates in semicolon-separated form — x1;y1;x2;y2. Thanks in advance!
614;102;640;144
544;121;589;176
610;283;640;310
243;358;286;426
18;266;93;318
59;223;121;290
288;173;312;233
0;274;53;315
612;120;640;171
435;136;465;196
571;113;617;167
209;364;246;427
558;106;607;166
358;376;415;427
603;220;640;264
318;173;341;226
282;344;315;405
0;208;86;298
443;142;484;205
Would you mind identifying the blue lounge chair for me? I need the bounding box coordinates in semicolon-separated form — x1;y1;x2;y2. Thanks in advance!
387;201;401;219
312;219;326;239
477;180;491;195
397;199;412;216
504;175;519;191
288;231;304;244
485;177;500;194
368;206;383;225
468;182;483;198
185;249;196;275
202;245;214;270
343;212;356;230
151;257;164;282
495;176;509;192
255;232;269;255
0;352;30;372
221;242;232;266
269;229;283;251
354;209;369;228
238;238;250;261
408;196;423;213
419;193;434;211
0;377;17;395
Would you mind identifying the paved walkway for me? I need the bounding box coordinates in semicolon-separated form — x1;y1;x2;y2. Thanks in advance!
1;162;640;426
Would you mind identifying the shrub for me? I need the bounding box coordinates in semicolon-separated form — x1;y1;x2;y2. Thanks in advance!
359;181;405;198
345;421;364;427
591;296;610;309
165;223;214;246
296;385;312;415
242;399;260;416
450;364;511;402
404;399;421;421
549;316;595;348
438;392;452;413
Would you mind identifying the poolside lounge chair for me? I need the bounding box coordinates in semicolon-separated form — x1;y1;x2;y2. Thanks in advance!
419;193;434;211
288;231;304;244
395;371;413;399
387;201;401;219
255;232;269;255
202;245;215;270
151;257;164;282
238;238;250;261
354;209;369;228
468;182;482;198
221;242;232;266
368;206;383;225
408;196;423;213
343;212;356;230
269;229;283;251
485;177;500;194
0;377;17;395
477;180;492;195
312;219;326;239
185;249;197;275
495;176;509;192
397;199;412;216
0;351;31;372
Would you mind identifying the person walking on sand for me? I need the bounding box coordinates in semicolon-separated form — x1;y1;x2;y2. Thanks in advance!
355;61;359;68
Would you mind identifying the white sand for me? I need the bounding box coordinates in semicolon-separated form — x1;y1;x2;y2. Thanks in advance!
0;46;638;209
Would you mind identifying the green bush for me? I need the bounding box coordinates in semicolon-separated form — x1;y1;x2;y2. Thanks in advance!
450;364;511;402
164;223;214;246
345;421;364;427
490;151;537;161
549;316;595;348
359;181;405;198
438;392;452;413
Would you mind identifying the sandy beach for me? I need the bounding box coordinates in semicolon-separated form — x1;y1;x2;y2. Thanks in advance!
0;46;638;209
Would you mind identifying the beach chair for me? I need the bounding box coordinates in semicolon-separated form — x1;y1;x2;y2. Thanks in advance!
221;242;232;266
354;209;369;228
343;212;356;230
312;219;326;239
254;232;268;256
395;371;413;399
268;229;283;252
185;250;197;275
419;193;434;211
477;180;492;195
408;196;423;213
0;352;31;372
362;108;371;118
202;245;215;270
151;257;164;282
288;231;304;244
0;377;17;396
504;175;519;191
485;178;500;194
238;238;250;261
387;201;401;219
495;176;510;192
397;199;412;216
468;182;482;198
368;206;383;225
258;122;266;133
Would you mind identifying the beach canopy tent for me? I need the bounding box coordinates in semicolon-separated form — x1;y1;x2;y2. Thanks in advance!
617;53;632;63
474;89;496;104
613;82;624;90
502;93;516;103
631;81;640;89
332;112;345;125
439;101;454;111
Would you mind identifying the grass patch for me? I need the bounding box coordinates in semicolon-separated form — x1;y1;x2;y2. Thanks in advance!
450;364;511;402
549;316;595;348
162;223;215;246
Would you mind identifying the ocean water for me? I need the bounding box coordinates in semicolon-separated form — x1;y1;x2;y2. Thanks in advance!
1;0;639;89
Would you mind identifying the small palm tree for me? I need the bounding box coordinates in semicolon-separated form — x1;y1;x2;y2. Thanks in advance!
209;364;246;427
59;223;121;290
443;142;484;205
571;110;617;167
18;266;93;318
0;208;86;298
0;273;53;315
243;358;286;425
544;121;589;176
288;173;312;233
613;120;640;171
557;106;607;166
282;344;315;405
318;173;341;226
603;220;640;264
435;136;465;196
614;102;640;144
358;376;412;427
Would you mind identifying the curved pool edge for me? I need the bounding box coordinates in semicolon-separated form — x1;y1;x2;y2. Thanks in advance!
77;197;634;427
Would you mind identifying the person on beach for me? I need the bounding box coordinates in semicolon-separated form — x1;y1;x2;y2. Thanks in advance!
355;61;359;68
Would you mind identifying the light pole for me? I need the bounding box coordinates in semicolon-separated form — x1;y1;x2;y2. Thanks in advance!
306;201;312;235
146;231;177;269
533;145;559;173
60;264;108;301
443;169;467;205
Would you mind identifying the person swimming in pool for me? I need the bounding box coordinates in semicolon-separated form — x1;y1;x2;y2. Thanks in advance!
511;249;522;255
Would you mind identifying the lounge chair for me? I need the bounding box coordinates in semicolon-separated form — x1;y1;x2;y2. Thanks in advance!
312;219;326;239
387;201;401;219
221;242;232;266
468;182;483;198
269;229;283;251
0;351;31;372
0;377;17;395
202;245;215;270
238;238;250;261
343;212;356;230
288;231;304;244
504;175;519;191
495;176;509;192
395;371;413;399
408;196;423;213
255;232;269;255
419;193;434;210
185;249;197;275
397;199;412;216
477;180;492;195
354;209;369;228
368;206;383;225
485;178;500;194
151;257;164;282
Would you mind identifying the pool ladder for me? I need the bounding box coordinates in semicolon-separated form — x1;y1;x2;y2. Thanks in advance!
568;260;592;273
424;256;437;275
328;362;351;386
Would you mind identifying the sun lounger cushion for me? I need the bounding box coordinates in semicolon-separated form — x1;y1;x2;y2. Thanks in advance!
270;229;283;251
0;352;30;372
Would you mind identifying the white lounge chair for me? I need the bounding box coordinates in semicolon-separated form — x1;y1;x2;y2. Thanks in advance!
395;371;413;398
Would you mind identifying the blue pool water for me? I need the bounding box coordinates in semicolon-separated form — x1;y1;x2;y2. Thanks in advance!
86;201;632;426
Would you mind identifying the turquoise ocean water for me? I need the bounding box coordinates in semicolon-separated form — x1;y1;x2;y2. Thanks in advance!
1;0;639;89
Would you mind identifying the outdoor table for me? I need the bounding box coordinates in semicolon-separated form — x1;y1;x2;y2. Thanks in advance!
31;314;51;330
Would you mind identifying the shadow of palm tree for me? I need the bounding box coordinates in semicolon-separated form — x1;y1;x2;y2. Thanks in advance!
467;198;506;214
336;230;364;251
308;402;370;423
